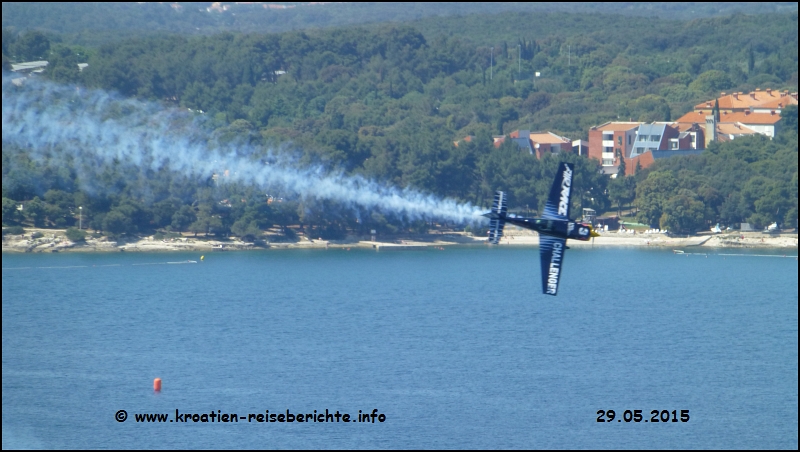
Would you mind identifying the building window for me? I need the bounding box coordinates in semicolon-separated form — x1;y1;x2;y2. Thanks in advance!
602;133;613;140
638;134;647;142
602;159;614;166
628;135;632;145
650;135;661;142
617;136;622;146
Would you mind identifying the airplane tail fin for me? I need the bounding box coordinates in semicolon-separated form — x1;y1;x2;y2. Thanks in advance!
542;162;574;220
486;191;507;244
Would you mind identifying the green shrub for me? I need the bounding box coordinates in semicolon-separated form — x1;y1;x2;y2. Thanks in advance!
66;227;87;242
464;224;488;237
3;225;25;236
31;231;44;239
154;231;181;240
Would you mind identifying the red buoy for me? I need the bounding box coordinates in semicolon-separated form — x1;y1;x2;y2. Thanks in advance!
153;378;162;392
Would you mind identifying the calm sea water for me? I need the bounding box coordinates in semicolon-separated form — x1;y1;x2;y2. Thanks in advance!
2;246;797;449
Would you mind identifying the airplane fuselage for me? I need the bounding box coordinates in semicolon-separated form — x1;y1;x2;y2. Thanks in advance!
483;162;597;295
503;215;594;241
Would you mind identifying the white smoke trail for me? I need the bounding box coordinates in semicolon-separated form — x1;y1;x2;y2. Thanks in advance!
2;77;483;224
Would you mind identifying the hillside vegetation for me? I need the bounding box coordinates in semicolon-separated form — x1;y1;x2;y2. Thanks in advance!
3;2;797;45
2;11;797;237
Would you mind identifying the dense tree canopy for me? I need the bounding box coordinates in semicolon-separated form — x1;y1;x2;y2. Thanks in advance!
2;11;797;238
4;3;796;46
632;106;798;232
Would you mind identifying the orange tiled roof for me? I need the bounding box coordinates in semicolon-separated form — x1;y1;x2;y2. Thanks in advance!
717;123;758;135
592;122;642;132
674;122;701;132
694;90;798;111
696;94;758;110
752;96;798;110
529;132;571;144
676;110;781;125
721;111;782;124
695;91;776;110
675;111;710;124
453;135;474;147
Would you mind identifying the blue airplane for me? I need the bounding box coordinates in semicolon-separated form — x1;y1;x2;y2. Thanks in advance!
483;162;599;296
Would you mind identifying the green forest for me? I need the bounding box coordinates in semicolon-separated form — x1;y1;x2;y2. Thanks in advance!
2;9;798;239
4;2;797;45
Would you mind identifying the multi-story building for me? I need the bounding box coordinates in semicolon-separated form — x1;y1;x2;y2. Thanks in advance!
749;93;798;114
585;90;796;176
717;111;783;138
589;121;705;175
513;130;573;158
675;109;783;140
571;139;589;156
679;89;797;143
587;122;641;167
672;123;705;150
490;130;574;158
629;123;679;158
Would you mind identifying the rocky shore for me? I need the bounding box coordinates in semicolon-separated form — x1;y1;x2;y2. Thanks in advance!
2;227;797;253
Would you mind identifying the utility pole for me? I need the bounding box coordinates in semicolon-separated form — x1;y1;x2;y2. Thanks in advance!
79;206;82;230
518;44;521;76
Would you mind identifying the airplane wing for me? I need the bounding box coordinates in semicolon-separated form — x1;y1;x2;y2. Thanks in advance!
487;191;507;244
542;162;574;221
539;234;567;296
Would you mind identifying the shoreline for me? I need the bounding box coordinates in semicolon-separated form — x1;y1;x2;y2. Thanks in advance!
3;227;797;254
493;228;799;250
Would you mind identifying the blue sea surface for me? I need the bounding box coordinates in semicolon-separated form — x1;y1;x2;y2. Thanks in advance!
2;246;798;449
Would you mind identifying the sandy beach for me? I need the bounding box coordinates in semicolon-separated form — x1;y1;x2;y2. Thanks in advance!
2;227;797;253
497;226;799;249
395;228;798;251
